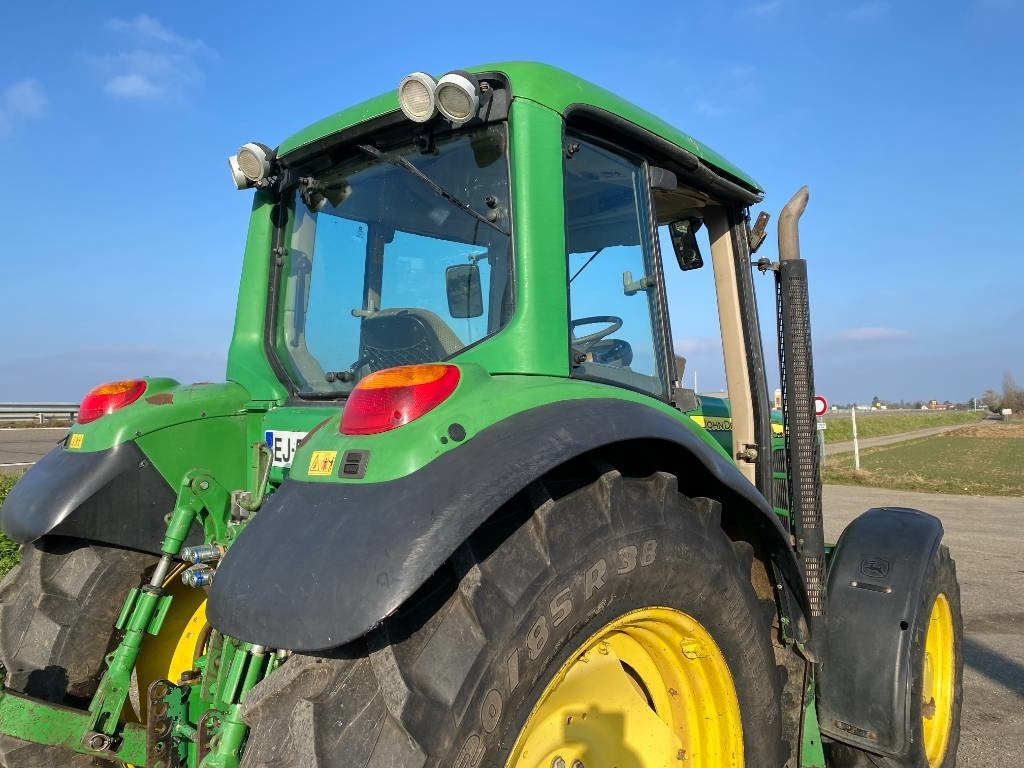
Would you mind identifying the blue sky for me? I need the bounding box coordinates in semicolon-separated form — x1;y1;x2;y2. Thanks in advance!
1;1;1020;405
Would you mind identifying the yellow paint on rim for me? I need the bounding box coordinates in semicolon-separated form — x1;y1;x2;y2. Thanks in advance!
921;593;955;766
131;568;209;720
507;607;743;767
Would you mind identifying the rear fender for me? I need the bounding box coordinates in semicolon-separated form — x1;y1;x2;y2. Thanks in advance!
209;399;809;651
818;507;944;756
0;381;250;553
0;442;191;554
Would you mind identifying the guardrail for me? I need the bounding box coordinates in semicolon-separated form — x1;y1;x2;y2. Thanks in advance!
0;403;78;423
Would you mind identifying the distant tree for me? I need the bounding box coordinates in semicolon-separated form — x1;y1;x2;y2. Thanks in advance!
1003;372;1024;412
913;401;922;410
982;388;1001;412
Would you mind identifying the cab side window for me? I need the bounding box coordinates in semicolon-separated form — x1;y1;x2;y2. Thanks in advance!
564;138;667;397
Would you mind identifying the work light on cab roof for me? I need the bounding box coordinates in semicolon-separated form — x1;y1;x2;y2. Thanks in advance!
397;69;480;125
228;141;276;190
397;71;438;122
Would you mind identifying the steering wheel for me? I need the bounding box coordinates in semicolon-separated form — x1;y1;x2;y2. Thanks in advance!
570;315;623;350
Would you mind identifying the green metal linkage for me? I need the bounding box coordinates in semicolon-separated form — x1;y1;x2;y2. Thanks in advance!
0;465;240;766
200;645;270;768
0;675;145;765
85;474;209;741
801;675;827;768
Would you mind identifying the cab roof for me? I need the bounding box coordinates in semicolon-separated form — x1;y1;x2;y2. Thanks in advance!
277;61;762;195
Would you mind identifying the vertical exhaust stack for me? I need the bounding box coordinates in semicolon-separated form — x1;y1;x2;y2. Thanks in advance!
775;187;826;630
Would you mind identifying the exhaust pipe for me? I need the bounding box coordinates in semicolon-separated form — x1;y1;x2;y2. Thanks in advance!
774;187;826;630
778;186;809;265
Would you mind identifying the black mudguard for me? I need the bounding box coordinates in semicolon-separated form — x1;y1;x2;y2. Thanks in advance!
209;399;809;651
0;442;198;555
818;507;944;756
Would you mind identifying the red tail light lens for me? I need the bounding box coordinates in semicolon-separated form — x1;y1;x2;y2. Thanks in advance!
341;365;460;435
77;379;148;424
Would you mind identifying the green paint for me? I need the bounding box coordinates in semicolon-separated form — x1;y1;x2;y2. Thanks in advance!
277;63;761;194
456;98;570;376
0;677;146;765
289;365;730;485
65;380;249;451
801;676;827;767
225;192;290;404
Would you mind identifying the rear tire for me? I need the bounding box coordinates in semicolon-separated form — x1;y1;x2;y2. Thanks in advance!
0;537;155;767
827;545;963;767
241;467;787;766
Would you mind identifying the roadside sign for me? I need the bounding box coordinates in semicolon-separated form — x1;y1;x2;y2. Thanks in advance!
817;420;827;430
814;395;828;417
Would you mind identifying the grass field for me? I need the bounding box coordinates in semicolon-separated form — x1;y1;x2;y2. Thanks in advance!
820;409;986;443
823;421;1024;496
0;473;21;578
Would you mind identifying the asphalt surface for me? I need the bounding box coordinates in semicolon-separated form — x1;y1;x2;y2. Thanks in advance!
0;427;66;471
824;485;1024;767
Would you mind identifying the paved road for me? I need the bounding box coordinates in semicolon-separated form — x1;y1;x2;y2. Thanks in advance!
823;420;994;456
824;484;1023;767
0;427;66;471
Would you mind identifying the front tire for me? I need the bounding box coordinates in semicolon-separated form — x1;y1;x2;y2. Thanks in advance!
241;466;787;766
827;545;963;767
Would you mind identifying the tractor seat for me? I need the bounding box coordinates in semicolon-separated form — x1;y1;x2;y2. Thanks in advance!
357;308;463;372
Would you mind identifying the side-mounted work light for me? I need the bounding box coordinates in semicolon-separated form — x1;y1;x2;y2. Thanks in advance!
228;142;276;190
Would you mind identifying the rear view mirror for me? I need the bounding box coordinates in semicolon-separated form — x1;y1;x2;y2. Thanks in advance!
446;264;483;318
668;218;704;271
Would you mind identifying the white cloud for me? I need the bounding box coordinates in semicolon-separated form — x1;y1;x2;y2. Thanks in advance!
846;2;888;21
740;1;784;17
108;15;196;48
105;73;162;99
95;15;212;101
0;79;47;135
829;327;912;343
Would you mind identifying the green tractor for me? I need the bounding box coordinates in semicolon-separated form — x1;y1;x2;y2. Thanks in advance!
0;63;962;767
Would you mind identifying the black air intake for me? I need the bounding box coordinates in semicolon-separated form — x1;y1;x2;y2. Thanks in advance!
774;187;826;621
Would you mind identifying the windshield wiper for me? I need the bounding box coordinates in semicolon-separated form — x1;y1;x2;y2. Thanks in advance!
359;144;510;237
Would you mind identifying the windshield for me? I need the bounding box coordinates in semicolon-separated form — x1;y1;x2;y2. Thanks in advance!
275;124;513;396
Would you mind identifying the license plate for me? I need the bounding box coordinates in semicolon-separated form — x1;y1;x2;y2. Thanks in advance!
265;430;308;467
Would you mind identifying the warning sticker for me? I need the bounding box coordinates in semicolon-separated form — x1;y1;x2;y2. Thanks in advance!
68;433;84;450
307;450;337;476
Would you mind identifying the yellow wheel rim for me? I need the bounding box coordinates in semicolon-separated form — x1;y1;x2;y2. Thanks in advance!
507;607;744;768
921;593;954;766
132;567;209;719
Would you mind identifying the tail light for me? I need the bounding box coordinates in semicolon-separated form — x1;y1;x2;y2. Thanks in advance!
341;365;460;436
77;379;148;424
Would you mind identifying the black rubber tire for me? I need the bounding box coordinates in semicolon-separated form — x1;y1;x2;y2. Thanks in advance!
827;545;963;768
240;467;787;767
0;537;155;767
